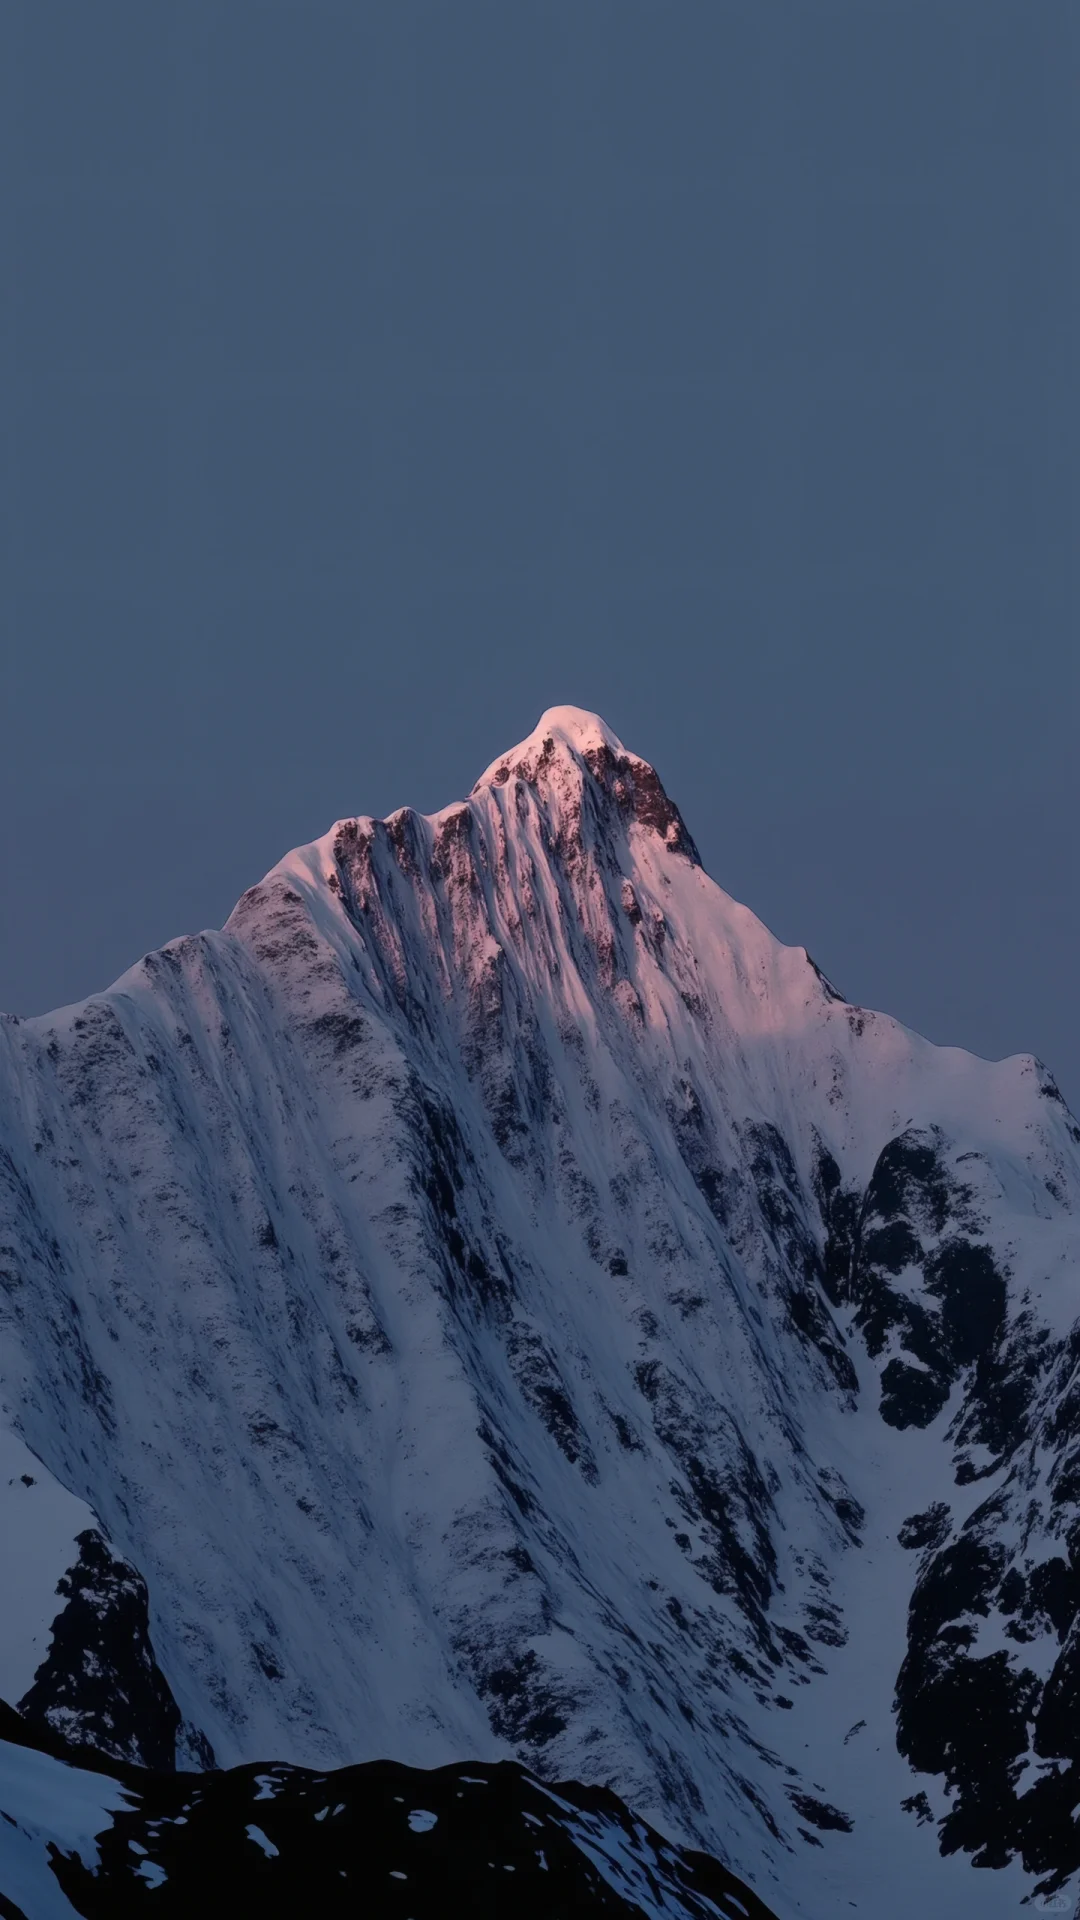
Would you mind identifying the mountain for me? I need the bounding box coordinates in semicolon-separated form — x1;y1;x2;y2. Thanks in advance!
0;1701;778;1920
1;705;1078;1918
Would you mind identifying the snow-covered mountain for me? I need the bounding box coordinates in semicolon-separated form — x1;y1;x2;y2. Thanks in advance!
1;706;1078;1917
0;1701;779;1919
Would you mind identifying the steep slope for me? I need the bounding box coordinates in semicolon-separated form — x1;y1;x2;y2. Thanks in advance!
1;707;1078;1916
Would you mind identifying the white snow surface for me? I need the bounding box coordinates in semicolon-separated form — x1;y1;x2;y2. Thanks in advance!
0;1428;96;1705
0;1736;127;1918
1;706;1078;1920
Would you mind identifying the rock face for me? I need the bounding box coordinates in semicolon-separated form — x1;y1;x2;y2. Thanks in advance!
0;706;1078;1917
15;1531;185;1773
0;1427;188;1771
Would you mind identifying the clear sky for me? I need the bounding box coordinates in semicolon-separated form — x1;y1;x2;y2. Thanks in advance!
2;3;1077;1104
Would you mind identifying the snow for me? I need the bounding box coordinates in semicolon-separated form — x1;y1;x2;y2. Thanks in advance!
0;1735;128;1920
534;1780;708;1918
763;1384;1034;1917
0;708;1077;1919
245;1823;279;1858
472;705;628;792
0;1428;97;1706
407;1807;438;1831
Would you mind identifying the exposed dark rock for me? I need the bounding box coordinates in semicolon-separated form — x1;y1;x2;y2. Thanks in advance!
880;1358;950;1430
901;1791;933;1824
3;706;1079;1912
898;1504;951;1553
579;742;702;866
16;1530;185;1770
840;1128;1011;1428
0;1705;782;1920
505;1323;597;1480
785;1792;853;1832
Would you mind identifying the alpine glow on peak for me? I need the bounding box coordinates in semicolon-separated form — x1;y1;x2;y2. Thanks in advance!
1;711;1078;1919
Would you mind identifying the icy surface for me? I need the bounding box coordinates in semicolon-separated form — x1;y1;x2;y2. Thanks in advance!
0;707;1078;1916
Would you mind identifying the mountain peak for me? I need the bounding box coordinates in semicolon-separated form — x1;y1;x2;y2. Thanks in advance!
472;706;630;793
469;706;700;865
7;711;1080;1920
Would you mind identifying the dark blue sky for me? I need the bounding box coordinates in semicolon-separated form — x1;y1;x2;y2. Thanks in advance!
2;3;1077;1102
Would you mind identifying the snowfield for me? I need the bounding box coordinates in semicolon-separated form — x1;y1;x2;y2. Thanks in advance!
1;707;1078;1917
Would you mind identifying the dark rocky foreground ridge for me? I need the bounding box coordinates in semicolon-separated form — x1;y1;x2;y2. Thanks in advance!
0;1701;778;1919
1;707;1079;1917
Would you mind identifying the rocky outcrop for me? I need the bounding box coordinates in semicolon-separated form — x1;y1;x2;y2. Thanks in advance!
0;1702;779;1920
16;1529;187;1772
